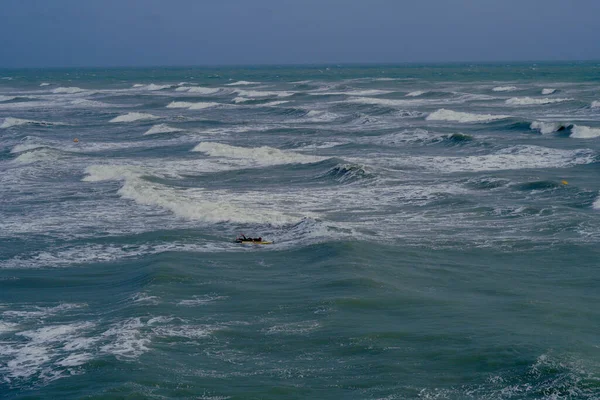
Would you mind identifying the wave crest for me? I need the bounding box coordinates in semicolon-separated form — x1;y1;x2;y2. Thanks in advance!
192;142;326;166
426;109;510;123
570;125;600;139
506;97;572;105
109;112;159;123
492;86;517;92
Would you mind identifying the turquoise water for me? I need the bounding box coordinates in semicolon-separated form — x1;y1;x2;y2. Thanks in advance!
1;64;600;399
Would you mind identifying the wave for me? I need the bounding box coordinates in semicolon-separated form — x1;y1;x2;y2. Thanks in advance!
144;124;183;135
192;142;326;166
175;86;222;95
52;87;85;94
0;117;57;129
406;90;427;97
570;125;600;139
594;194;600;210
109;112;159;123
542;88;556;95
13;148;60;164
311;89;391;96
0;95;15;102
302;110;340;122
166;101;220;110
530;121;571;134
426;109;510;123
10;143;48;153
84;166;298;225
67;99;113;108
225;81;258;86
346;97;417;107
39;82;51;87
319;163;372;183
592;101;600;108
131;83;172;91
492;86;517;92
235;89;293;98
506;97;572;105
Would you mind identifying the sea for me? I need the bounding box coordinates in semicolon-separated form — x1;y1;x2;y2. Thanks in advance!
1;63;599;399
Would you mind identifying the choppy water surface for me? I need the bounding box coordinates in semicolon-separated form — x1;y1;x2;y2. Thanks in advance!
1;64;600;399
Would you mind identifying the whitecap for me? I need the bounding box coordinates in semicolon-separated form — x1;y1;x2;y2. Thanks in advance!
0;95;15;102
192;142;326;166
406;90;427;97
235;89;293;98
131;83;172;91
505;97;572;105
542;88;556;95
530;121;569;135
144;123;182;135
166;101;220;110
39;82;51;87
1;117;56;129
426;109;510;123
52;87;85;94
591;101;600;108
109;112;159;123
226;80;259;86
570;125;600;139
492;86;517;92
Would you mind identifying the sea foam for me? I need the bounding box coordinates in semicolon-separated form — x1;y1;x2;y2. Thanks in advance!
492;86;517;92
52;87;85;94
570;125;600;139
144;124;183;135
591;101;600;108
530;121;570;135
406;90;427;97
226;81;259;86
0;95;15;102
426;109;510;123
166;101;220;110
192;142;326;166
109;112;159;123
0;117;56;129
506;97;572;105
542;88;556;95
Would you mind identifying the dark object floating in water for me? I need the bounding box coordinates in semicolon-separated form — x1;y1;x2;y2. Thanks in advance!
235;235;273;245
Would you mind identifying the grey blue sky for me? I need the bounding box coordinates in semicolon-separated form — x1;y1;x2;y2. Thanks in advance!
1;0;599;67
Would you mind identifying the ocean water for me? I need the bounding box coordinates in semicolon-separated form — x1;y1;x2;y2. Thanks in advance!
1;64;600;399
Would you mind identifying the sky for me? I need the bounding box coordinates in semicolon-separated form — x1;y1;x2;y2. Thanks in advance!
1;0;599;67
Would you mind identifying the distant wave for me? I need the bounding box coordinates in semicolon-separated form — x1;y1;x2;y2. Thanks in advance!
426;109;510;123
530;121;571;135
310;89;391;96
235;89;294;98
192;142;326;166
542;88;556;95
570;125;600;139
0;117;58;129
39;82;51;87
506;97;572;105
166;101;220;110
175;86;222;95
109;112;159;123
492;86;517;92
406;91;427;97
52;87;85;94
346;97;416;107
131;83;172;91
144;124;183;135
0;95;15;102
225;81;259;86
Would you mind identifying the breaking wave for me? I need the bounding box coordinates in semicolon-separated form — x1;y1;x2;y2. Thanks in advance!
235;89;293;98
192;142;326;166
426;109;510;123
52;87;85;94
542;88;556;95
406;90;427;97
175;86;222;95
0;117;57;129
0;95;15;102
109;112;159;123
506;97;572;105
492;86;517;92
131;83;172;91
530;121;572;134
591;101;600;108
226;81;258;86
319;163;373;183
144;124;183;135
166;101;220;110
570;125;600;139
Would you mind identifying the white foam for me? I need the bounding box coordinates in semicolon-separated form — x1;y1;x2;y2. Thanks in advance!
263;100;289;106
346;97;417;107
542;88;556;95
593;194;600;210
346;89;392;96
406;90;427;97
82;165;142;182
0;95;15;102
166;101;220;110
570;125;600;139
52;87;85;94
1;117;57;129
186;86;222;95
233;97;250;103
0;321;18;333
178;294;228;306
109;112;159;123
235;89;293;98
67;99;112;108
226;80;258;86
10;143;47;153
426;109;510;123
13;148;59;164
492;86;517;92
592;101;600;108
192;142;326;166
40;82;51;86
505;97;572;105
303;110;339;122
530;121;567;134
131;83;172;91
265;321;319;335
100;318;150;359
144;123;182;135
